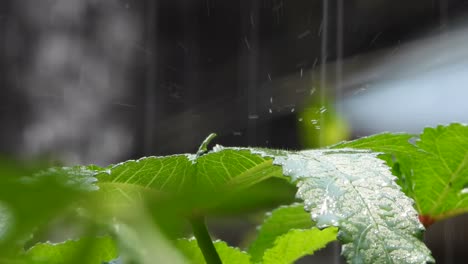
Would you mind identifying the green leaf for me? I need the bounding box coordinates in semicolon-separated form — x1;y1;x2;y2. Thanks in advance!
176;238;250;264
113;215;188;264
90;145;285;214
248;204;317;262
208;178;296;215
0;160;91;255
411;124;468;219
95;154;194;194
331;133;419;198
262;227;337;264
251;148;434;263
331;133;416;155
25;236;117;264
95;150;279;193
332;124;468;221
248;204;337;263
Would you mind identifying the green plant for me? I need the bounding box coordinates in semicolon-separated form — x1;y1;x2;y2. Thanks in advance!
1;123;467;263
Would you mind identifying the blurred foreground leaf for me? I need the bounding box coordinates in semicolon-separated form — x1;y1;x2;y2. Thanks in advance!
25;236;116;264
0;160;92;255
298;94;350;148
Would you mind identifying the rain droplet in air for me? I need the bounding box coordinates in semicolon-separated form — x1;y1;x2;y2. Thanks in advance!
244;36;251;50
312;58;318;69
297;29;311;39
248;114;259;120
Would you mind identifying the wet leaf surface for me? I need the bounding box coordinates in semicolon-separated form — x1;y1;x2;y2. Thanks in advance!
251;148;434;263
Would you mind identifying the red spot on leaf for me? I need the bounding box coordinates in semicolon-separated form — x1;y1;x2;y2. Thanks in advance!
418;215;435;228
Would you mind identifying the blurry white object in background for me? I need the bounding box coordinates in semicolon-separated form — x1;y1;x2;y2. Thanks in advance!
10;0;140;164
338;21;468;134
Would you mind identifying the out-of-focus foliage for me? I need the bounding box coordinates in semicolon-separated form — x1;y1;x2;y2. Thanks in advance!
25;236;117;264
297;92;350;148
0;159;89;257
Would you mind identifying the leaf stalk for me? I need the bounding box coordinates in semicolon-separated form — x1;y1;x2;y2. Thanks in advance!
190;216;222;264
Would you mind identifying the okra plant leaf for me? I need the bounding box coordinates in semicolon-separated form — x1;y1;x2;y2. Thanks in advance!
332;123;468;222
261;227;337;264
410;124;468;220
248;204;322;262
250;148;434;263
88;141;285;213
176;238;250;264
330;133;418;197
331;133;416;155
248;204;337;263
95;149;281;194
25;236;117;264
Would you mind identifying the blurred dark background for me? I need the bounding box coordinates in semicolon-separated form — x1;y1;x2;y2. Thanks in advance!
1;0;468;263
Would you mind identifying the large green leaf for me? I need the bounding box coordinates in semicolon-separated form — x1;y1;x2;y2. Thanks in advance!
250;148;433;263
332;124;468;221
176;238;250;264
25;236;117;264
95;150;281;193
88;141;285;214
248;204;336;263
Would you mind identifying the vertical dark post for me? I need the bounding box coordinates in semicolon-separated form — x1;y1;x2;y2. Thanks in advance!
241;0;260;146
143;0;158;155
181;2;202;148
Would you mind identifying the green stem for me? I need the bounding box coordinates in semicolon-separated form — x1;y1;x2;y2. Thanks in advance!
196;133;217;157
190;216;222;264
